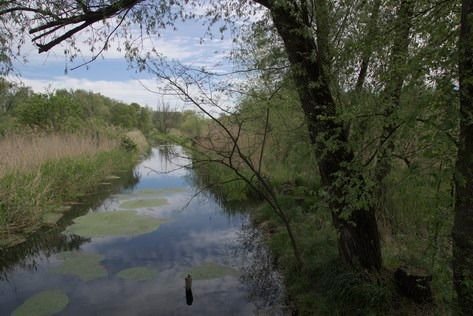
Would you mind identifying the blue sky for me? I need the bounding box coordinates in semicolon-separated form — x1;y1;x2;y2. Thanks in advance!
11;18;236;111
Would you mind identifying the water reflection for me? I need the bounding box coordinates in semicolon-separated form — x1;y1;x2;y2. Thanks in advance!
0;146;291;315
236;223;292;315
185;274;193;306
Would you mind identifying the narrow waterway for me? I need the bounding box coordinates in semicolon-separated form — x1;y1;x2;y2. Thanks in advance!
0;146;288;315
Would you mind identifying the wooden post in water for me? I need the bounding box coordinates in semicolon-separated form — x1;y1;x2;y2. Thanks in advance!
185;274;193;306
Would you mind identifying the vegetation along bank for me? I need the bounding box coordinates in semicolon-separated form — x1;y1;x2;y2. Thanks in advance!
0;82;205;249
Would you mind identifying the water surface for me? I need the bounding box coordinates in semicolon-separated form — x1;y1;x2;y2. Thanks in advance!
0;146;287;315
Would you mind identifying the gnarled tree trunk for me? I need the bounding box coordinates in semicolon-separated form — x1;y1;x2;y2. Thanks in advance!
256;0;382;270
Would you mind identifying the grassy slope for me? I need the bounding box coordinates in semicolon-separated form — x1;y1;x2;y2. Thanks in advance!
0;131;148;248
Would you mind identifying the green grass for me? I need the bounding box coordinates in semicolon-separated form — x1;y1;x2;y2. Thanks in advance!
0;148;137;248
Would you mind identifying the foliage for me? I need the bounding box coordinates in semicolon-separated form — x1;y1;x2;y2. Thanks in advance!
120;135;138;152
0;0;468;313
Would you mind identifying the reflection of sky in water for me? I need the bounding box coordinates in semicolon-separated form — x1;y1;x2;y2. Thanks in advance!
0;146;287;315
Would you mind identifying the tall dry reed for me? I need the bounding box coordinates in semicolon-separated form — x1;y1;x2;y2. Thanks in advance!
0;133;118;178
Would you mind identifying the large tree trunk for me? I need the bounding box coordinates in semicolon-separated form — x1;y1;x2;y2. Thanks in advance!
453;0;473;313
258;0;382;270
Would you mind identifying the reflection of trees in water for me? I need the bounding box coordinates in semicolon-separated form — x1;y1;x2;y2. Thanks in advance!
156;145;179;172
187;157;250;215
0;232;89;280
184;149;291;313
236;223;293;315
0;168;139;279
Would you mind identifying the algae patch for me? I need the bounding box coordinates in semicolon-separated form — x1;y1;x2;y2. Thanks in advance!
117;266;158;281
119;198;168;209
65;210;164;238
136;188;185;196
186;262;239;280
12;290;69;316
52;252;106;281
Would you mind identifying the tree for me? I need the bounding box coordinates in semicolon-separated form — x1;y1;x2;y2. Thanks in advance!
253;0;382;270
453;0;473;313
0;0;383;271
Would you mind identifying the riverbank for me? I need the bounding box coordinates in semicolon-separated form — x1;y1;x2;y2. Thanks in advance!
191;153;444;315
0;145;280;315
0;131;148;249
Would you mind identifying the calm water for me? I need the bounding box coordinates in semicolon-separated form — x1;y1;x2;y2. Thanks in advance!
0;146;288;315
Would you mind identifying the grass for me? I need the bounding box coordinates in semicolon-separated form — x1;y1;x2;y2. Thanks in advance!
0;132;117;178
0;132;139;248
192;154;453;315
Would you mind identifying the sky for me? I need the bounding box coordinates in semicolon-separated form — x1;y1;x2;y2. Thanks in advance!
10;17;237;111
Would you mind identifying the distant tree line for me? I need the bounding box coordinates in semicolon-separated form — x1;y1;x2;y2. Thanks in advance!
0;78;205;138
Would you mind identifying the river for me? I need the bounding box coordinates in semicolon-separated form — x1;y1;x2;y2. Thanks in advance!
0;146;288;315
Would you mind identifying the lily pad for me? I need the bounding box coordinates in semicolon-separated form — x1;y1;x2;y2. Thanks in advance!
119;198;168;209
12;290;69;316
185;262;240;280
52;252;106;281
117;267;158;281
65;210;164;238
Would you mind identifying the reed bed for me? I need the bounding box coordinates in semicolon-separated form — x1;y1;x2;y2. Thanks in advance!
0;133;118;178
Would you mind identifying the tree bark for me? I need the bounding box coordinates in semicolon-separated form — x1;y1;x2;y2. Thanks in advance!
453;0;473;313
260;0;382;270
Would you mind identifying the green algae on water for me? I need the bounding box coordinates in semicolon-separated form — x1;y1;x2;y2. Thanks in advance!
119;198;168;209
185;262;240;280
136;188;185;196
117;266;158;281
12;290;69;316
52;252;106;281
65;210;164;238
